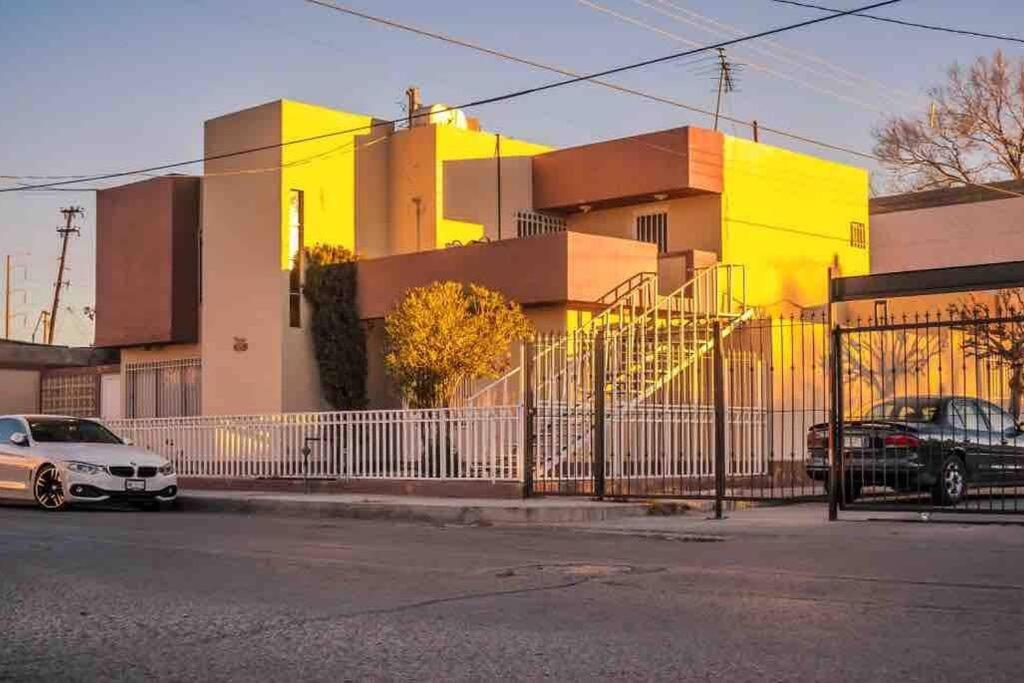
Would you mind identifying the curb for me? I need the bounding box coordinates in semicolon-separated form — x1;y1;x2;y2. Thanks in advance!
178;494;652;526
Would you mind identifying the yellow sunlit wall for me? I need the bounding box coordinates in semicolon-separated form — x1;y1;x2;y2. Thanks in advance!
278;101;378;413
721;136;870;312
279;100;376;268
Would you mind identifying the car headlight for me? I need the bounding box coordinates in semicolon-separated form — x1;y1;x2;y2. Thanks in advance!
65;461;106;476
158;462;175;476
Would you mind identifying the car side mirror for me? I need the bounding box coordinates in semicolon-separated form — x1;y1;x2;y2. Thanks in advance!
9;432;29;447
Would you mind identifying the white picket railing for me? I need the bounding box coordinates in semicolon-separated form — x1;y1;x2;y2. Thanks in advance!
107;407;524;481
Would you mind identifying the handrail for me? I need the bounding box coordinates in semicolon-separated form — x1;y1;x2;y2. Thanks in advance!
464;272;658;407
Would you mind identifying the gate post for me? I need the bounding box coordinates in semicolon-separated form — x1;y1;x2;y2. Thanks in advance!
593;331;607;500
712;320;727;519
828;324;842;521
522;340;536;499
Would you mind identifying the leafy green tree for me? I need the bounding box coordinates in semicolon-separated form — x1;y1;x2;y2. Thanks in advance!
303;244;366;410
384;281;532;409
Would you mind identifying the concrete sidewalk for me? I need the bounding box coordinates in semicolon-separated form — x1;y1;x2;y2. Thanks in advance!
180;490;651;525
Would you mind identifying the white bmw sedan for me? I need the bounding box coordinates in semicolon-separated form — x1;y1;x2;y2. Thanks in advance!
0;415;178;511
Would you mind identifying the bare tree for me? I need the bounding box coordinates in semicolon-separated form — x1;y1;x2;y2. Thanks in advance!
874;50;1024;192
950;289;1024;421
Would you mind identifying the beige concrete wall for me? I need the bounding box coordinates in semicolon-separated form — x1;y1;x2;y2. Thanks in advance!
443;156;534;241
0;369;40;414
354;126;394;259
201;101;285;415
871;195;1024;274
388;126;437;255
565;195;722;255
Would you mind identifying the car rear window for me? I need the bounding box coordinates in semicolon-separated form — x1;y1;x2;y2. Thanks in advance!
865;399;941;423
28;418;123;444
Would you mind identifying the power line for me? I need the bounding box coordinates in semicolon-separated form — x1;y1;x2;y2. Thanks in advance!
770;0;1024;44
1;0;904;194
579;0;887;113
636;0;923;107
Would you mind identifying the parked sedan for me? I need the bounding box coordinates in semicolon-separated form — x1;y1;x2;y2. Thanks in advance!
0;415;177;511
806;397;1024;506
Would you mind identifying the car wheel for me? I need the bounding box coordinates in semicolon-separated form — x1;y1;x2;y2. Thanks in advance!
33;464;67;511
933;455;967;507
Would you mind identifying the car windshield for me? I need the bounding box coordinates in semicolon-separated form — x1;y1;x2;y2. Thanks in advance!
27;418;123;445
864;399;942;423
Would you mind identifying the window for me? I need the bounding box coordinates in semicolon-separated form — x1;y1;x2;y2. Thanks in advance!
636;212;668;254
950;399;988;432
288;190;305;328
866;399;941;423
978;400;1016;433
0;418;24;445
27;418;123;445
850;221;866;248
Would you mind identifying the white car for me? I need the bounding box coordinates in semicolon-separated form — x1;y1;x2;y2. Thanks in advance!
0;415;178;511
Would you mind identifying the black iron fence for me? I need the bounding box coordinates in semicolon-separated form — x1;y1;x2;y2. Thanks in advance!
832;308;1024;514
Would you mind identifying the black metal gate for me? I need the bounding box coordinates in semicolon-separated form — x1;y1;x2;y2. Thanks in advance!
827;261;1024;518
526;314;831;508
832;308;1024;515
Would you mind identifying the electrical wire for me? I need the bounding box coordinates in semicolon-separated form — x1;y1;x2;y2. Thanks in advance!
0;0;904;194
636;0;924;107
770;0;1024;44
578;0;889;113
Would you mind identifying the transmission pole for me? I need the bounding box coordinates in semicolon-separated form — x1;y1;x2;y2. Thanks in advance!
713;48;737;132
48;206;83;345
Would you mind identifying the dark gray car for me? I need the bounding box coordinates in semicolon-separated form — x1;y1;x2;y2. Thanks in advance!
806;397;1024;505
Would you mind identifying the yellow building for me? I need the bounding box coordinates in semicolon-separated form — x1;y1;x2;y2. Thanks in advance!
96;96;870;416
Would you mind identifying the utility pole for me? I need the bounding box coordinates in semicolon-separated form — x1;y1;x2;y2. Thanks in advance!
713;48;737;132
495;133;502;241
32;311;50;344
4;255;10;340
48;206;83;345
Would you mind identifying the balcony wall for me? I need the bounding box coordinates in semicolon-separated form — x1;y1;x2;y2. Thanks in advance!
356;230;658;320
95;175;200;348
532;127;723;213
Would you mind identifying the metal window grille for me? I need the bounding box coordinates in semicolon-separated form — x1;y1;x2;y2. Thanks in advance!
636;212;668;253
123;358;201;419
516;210;566;239
850;221;866;248
41;374;98;417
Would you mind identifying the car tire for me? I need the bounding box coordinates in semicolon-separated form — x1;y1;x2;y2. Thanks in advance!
932;455;967;507
33;463;67;511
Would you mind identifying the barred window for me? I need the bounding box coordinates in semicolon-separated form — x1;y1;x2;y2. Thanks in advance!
850;221;866;248
636;212;668;254
123;358;201;419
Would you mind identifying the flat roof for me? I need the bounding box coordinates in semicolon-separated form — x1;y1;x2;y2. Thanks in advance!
870;179;1024;215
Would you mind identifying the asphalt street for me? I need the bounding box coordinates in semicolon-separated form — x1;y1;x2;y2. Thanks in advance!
1;504;1023;681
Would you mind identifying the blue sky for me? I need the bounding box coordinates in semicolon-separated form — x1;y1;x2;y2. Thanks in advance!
1;0;1020;346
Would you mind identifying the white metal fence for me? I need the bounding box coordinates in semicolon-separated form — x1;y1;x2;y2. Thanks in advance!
107;407;524;481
